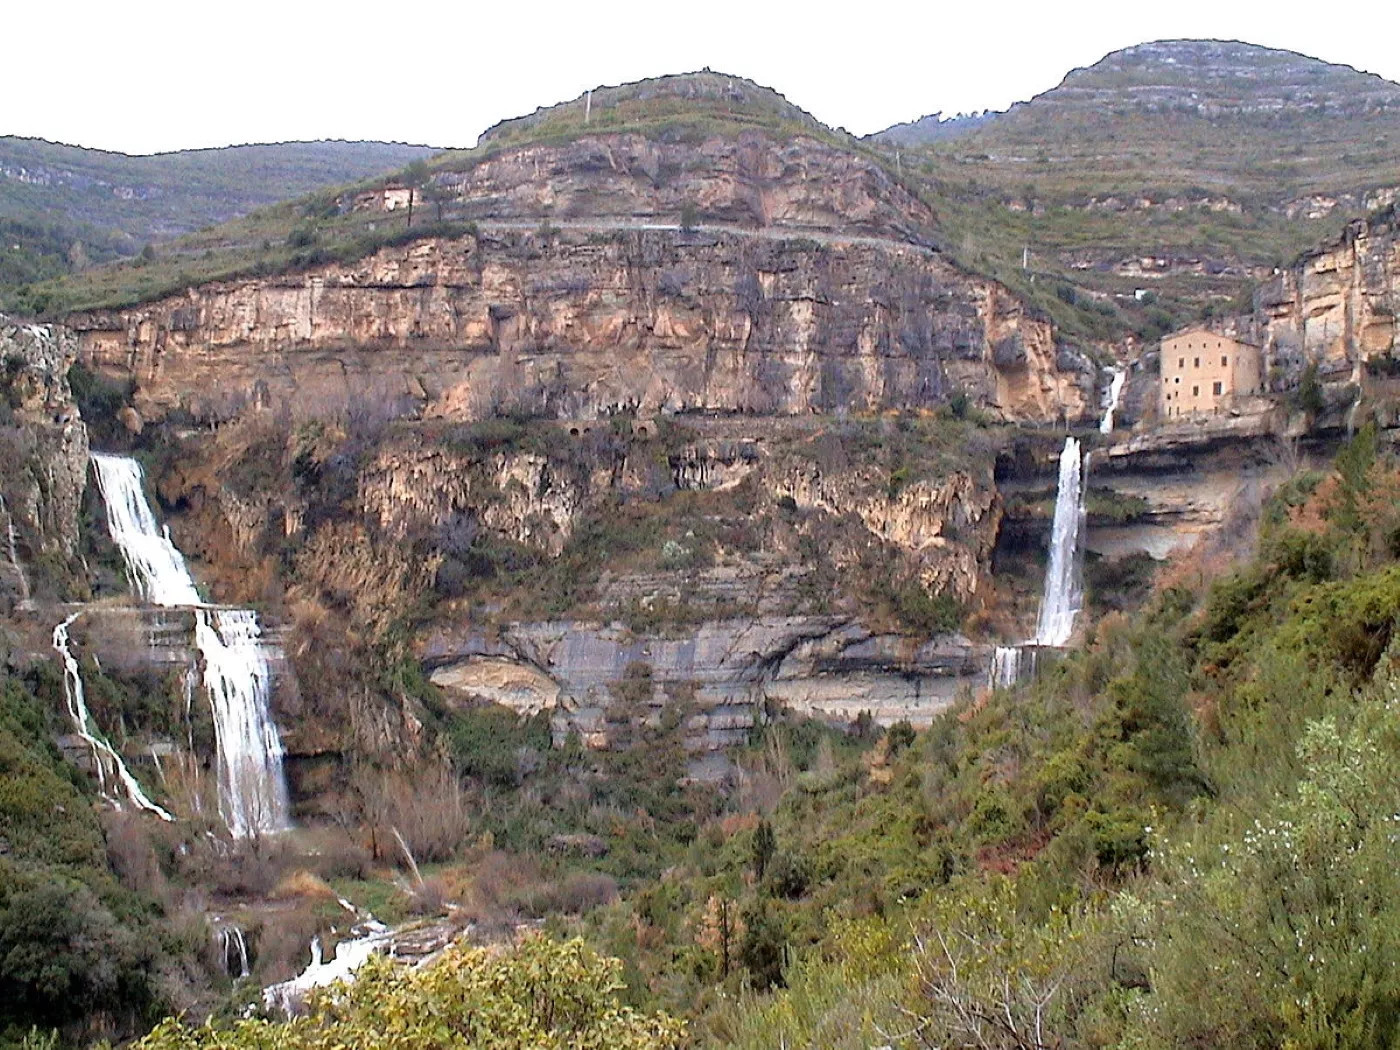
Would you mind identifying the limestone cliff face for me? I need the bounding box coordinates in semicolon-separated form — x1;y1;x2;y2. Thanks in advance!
439;132;937;239
0;316;88;599
774;465;996;602
67;128;1092;427
69;230;1087;427
1255;215;1399;381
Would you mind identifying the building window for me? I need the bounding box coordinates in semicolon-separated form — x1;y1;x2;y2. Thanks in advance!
1174;377;1180;384
1178;358;1184;368
1194;357;1200;368
1213;381;1223;396
1221;355;1228;367
1192;385;1199;396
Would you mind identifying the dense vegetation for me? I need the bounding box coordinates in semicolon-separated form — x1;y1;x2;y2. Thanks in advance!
0;662;172;1046
138;937;683;1050
543;426;1400;1048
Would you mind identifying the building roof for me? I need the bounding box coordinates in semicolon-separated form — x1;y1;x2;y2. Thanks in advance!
1161;323;1261;348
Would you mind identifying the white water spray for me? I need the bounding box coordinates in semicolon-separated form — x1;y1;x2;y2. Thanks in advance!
88;453;290;837
988;436;1087;688
218;924;251;979
52;613;174;820
989;646;1024;690
1099;367;1126;435
91;454;202;606
197;609;291;838
1033;437;1086;647
262;921;391;1014
0;494;31;604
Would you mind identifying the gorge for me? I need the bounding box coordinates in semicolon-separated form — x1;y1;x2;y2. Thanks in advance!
1;42;1399;1050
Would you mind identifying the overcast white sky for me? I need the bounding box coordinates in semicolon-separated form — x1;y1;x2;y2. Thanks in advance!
6;0;1399;155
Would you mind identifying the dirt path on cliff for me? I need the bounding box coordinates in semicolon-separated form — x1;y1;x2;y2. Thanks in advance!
474;219;941;256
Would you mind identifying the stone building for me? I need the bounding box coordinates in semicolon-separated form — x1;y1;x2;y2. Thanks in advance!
1159;324;1263;419
350;185;417;213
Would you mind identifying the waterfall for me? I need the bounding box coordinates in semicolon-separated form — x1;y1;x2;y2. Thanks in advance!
0;493;31;604
988;437;1087;688
91;454;202;606
88;453;290;837
217;924;251;979
196;609;291;838
989;646;1022;690
1033;437;1086;647
1100;367;1126;434
262;922;392;1014
52;613;174;820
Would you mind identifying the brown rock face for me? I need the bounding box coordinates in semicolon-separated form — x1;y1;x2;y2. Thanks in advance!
69;229;1087;426
66;131;1091;427
0;317;89;591
439;132;937;238
1255;216;1399;381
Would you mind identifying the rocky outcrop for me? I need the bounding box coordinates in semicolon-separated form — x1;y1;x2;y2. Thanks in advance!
0;316;88;601
439;132;938;240
775;464;997;601
423;616;985;750
68;227;1089;427
1254;215;1399;382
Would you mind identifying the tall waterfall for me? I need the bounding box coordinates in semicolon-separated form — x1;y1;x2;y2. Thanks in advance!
89;454;290;837
988;435;1087;689
196;609;291;837
1033;437;1086;647
92;454;202;606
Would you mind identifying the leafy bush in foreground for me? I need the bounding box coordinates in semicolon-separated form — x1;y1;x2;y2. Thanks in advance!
138;936;683;1050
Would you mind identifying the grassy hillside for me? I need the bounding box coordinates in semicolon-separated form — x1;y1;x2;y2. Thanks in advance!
0;138;436;308
875;40;1400;342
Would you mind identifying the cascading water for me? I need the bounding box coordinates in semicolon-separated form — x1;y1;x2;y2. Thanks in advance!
88;453;290;837
0;493;31;604
989;646;1024;690
1033;437;1085;647
1100;367;1126;435
92;454;202;606
217;924;251;979
987;435;1088;688
196;609;291;838
52;613;174;820
262;920;392;1014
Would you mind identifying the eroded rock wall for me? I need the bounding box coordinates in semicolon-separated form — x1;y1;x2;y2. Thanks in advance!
1256;215;1399;381
0;316;88;600
437;132;938;238
69;229;1089;427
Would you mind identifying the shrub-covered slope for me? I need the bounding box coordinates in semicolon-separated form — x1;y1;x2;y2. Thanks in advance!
548;426;1400;1049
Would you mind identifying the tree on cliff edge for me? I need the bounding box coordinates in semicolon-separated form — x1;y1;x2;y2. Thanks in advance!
403;160;430;229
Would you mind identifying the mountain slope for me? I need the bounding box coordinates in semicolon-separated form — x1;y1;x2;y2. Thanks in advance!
879;40;1400;343
0;137;437;302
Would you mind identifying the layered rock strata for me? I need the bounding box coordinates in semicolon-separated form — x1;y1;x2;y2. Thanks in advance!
69;228;1089;426
423;617;985;751
1254;215;1399;382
